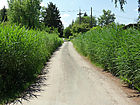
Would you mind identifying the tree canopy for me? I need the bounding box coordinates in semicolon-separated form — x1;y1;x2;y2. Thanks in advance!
63;14;97;38
8;0;42;28
63;25;73;38
42;2;63;37
112;0;140;12
98;9;116;26
75;15;97;27
112;0;127;11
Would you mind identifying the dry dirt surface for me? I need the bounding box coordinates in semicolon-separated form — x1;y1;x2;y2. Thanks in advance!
13;42;139;105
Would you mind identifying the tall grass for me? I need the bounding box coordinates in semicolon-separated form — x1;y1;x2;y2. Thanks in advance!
73;24;140;91
0;23;62;104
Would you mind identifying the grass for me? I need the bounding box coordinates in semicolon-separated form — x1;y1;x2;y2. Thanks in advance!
72;24;140;91
0;23;63;104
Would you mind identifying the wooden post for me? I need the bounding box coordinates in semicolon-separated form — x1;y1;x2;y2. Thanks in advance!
90;7;93;28
77;9;83;24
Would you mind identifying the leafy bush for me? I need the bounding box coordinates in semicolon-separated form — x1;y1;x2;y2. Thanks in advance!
63;26;72;38
73;24;140;91
71;23;90;36
0;23;62;103
63;15;97;39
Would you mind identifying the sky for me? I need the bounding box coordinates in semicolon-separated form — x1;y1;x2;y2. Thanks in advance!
0;0;139;28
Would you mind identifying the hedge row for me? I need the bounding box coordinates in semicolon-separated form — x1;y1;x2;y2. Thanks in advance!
73;24;140;91
0;23;62;104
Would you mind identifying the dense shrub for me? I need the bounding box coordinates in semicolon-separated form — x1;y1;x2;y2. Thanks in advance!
63;26;72;38
71;23;90;36
0;23;62;103
73;24;140;91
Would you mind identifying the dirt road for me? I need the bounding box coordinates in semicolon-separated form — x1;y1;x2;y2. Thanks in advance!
15;42;138;105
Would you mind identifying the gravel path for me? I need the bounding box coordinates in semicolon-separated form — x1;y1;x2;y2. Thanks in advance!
14;42;138;105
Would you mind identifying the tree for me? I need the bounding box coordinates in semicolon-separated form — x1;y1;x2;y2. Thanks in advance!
75;15;97;27
71;23;90;36
112;0;139;12
64;15;97;37
42;2;63;37
0;6;8;22
112;0;140;21
112;0;127;11
98;9;116;26
63;26;72;38
84;12;88;16
8;0;42;28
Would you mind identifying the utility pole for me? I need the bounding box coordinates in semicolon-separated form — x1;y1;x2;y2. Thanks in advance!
72;20;74;26
77;9;83;24
90;7;93;28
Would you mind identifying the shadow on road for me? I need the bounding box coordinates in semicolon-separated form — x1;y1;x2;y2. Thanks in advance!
122;85;140;98
9;45;63;105
9;68;48;105
128;92;140;98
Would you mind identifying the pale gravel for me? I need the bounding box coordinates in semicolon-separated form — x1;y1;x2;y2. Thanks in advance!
13;42;137;105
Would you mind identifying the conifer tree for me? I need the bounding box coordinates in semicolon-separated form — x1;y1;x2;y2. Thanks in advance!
43;2;63;37
0;6;8;22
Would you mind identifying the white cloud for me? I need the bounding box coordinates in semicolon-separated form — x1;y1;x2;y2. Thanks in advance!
0;0;8;9
61;14;70;18
62;21;70;28
61;13;71;28
134;8;138;12
40;2;46;7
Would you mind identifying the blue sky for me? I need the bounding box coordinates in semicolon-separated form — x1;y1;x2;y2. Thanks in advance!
0;0;139;28
41;0;139;28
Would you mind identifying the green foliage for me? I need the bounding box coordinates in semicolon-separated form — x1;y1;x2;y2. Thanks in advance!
63;15;97;38
0;23;62;104
42;2;63;37
71;23;90;36
98;9;116;26
63;26;72;38
84;12;88;16
0;6;8;22
112;0;127;10
69;36;74;40
75;16;97;27
73;24;140;91
7;0;42;28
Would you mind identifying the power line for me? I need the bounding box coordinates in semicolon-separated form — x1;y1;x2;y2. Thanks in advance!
116;15;137;20
60;10;78;12
60;9;136;21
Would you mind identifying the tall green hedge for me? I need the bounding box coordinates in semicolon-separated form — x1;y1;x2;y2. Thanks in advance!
0;23;62;104
73;24;140;91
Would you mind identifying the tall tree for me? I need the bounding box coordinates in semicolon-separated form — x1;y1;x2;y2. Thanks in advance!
0;6;8;22
98;9;116;26
43;2;63;37
8;0;42;28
